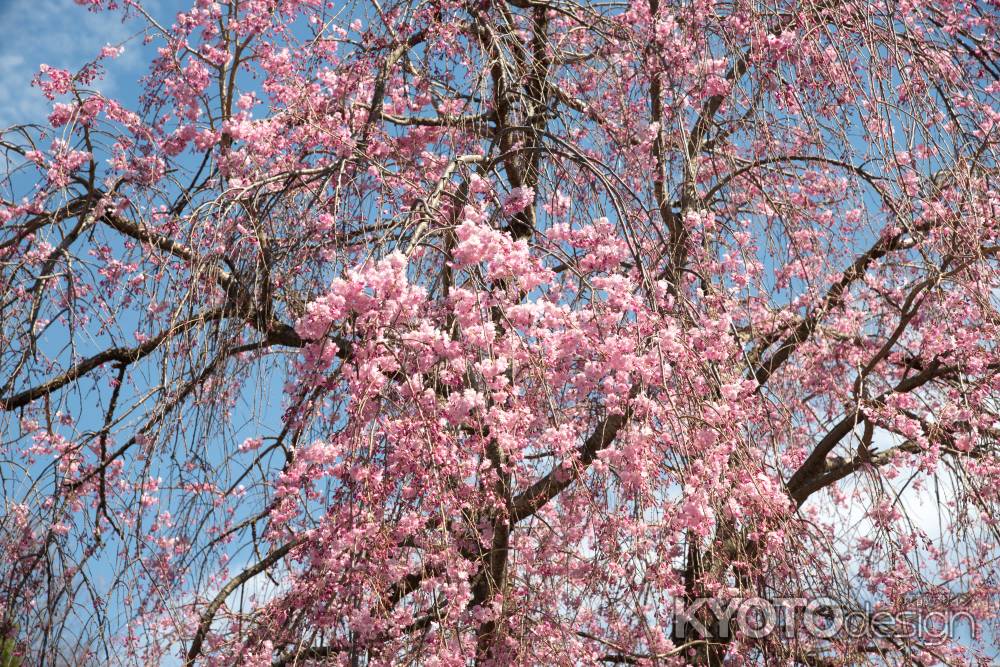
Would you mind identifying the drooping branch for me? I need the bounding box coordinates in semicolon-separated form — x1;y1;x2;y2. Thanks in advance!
1;309;224;411
185;537;306;667
512;400;634;523
749;226;915;387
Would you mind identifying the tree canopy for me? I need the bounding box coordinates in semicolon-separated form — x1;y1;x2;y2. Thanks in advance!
2;0;1000;663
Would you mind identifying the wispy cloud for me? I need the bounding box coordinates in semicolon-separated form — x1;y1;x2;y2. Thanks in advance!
0;0;151;128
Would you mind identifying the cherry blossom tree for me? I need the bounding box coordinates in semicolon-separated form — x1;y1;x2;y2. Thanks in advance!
2;0;1000;663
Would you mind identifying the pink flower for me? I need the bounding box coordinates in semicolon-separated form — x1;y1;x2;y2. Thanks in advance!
501;186;534;215
100;44;125;59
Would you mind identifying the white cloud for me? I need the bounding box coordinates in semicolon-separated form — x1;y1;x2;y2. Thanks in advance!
0;0;152;128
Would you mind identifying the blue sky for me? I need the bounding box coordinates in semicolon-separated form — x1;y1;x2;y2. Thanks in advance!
0;0;171;128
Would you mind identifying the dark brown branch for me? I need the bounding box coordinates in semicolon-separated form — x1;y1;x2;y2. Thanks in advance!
1;309;223;410
511;393;635;522
786;358;953;501
750;227;912;387
186;537;306;667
